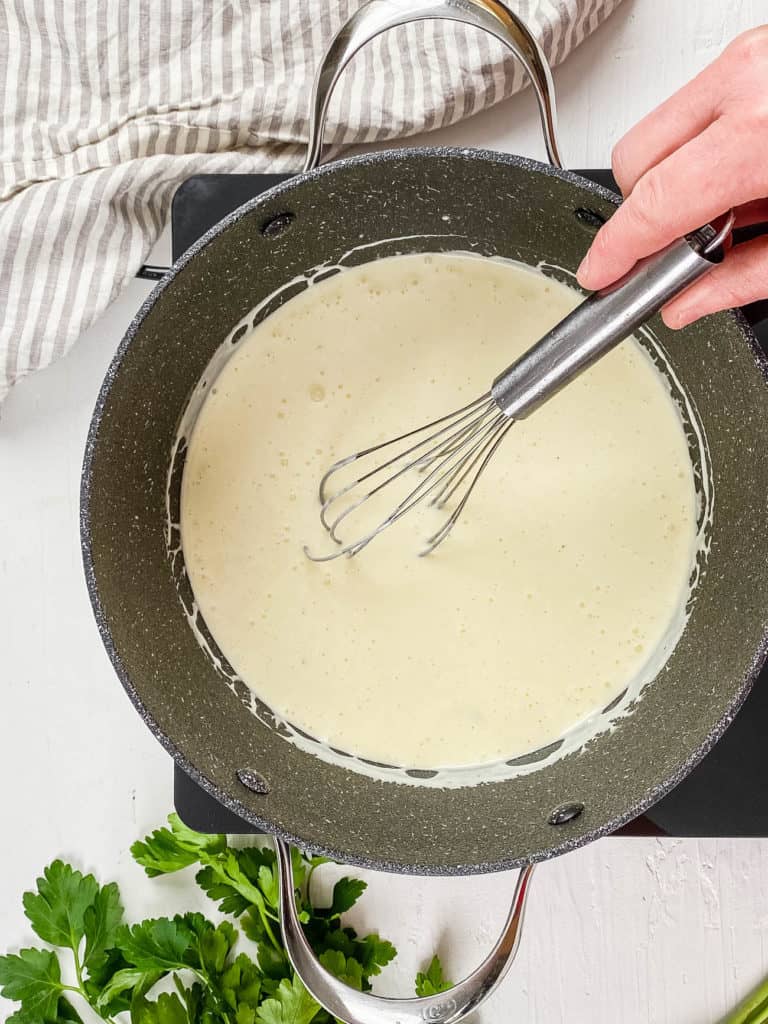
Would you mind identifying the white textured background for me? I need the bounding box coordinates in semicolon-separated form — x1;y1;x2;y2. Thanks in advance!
2;2;767;1022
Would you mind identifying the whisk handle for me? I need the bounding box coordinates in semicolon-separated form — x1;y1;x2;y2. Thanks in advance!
491;214;734;420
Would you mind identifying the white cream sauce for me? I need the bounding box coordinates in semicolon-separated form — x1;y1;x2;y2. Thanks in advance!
180;253;698;770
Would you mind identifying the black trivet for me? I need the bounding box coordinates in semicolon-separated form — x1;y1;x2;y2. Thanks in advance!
167;169;768;840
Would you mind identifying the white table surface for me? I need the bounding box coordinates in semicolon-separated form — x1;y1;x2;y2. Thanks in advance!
2;2;768;1022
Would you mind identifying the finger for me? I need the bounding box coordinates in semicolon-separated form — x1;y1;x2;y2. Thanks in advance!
577;115;762;291
611;61;721;196
735;199;768;229
661;235;768;328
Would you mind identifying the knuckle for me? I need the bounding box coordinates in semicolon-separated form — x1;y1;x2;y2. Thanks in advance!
587;219;628;277
611;139;633;192
623;172;665;237
590;221;614;259
726;25;768;64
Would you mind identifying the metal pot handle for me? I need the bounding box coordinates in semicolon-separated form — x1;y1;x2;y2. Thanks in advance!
275;837;535;1024
303;0;563;173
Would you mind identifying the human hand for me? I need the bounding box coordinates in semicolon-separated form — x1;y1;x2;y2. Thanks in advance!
576;26;768;328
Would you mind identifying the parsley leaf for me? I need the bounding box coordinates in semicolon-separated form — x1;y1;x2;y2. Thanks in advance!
257;865;279;910
255;942;292;984
220;952;263;1019
0;948;64;1020
301;920;395;994
57;999;84;1023
318;950;364;991
82;882;123;972
174;978;205;1023
241;907;269;946
195;850;269;919
116;916;197;971
83;948;138;1015
326;878;366;919
288;849;307;891
185;914;237;974
132;990;189;1024
7;995;83;1024
131;814;227;877
415;955;452;997
237;848;277;884
195;863;251;918
355;934;397;978
1;818;419;1024
255;977;319;1024
93;966;164;1013
22;862;99;952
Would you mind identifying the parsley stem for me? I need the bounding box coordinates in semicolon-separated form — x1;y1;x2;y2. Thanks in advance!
191;968;233;1024
70;935;85;992
60;982;116;1024
256;901;282;950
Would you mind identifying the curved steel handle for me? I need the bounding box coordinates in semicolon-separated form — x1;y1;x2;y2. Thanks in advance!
303;0;563;173
275;838;535;1024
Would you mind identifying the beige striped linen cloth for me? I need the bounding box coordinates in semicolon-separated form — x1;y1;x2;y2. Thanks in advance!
1;0;621;403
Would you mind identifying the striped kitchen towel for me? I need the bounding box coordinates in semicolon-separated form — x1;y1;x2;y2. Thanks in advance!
0;0;621;404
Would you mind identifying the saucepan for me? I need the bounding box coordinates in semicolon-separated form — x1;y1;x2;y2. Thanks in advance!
81;1;768;1021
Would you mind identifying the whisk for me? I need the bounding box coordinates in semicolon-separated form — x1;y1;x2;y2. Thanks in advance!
304;218;732;562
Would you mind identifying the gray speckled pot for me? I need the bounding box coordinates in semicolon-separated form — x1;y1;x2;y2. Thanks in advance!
81;149;768;875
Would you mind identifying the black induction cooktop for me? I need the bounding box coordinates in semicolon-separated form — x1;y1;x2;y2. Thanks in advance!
162;168;768;840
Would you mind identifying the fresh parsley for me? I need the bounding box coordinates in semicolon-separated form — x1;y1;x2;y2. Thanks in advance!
0;815;451;1024
414;955;452;997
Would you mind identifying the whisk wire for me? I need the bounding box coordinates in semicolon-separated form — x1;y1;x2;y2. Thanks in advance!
318;393;492;507
421;418;515;556
318;396;496;541
321;403;496;544
429;414;510;512
321;411;496;553
304;392;513;561
374;409;506;531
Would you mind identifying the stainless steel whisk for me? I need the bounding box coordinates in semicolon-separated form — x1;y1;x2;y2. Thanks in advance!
299;0;734;564
311;393;511;560
304;217;732;563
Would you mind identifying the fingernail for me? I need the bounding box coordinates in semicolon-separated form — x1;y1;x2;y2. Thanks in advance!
662;306;686;330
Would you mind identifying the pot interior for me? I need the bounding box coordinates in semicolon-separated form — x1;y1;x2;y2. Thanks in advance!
83;150;768;873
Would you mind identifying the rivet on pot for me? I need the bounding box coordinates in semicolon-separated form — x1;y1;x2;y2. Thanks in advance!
548;801;584;825
573;207;606;231
260;212;295;238
236;768;271;794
